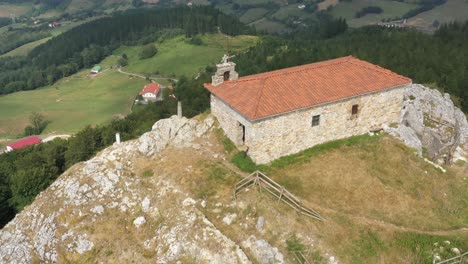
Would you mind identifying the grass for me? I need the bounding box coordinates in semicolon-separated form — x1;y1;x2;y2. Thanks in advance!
195;162;241;199
271;5;315;21
115;34;258;78
0;55;147;138
215;128;236;154
250;18;288;33
329;0;419;27
240;8;270;24
231;152;257;172
264;135;467;230
262;133;381;171
0;37;51;57
407;0;468;29
0;3;32;17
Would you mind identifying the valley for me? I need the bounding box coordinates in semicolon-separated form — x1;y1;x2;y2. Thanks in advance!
0;33;257;139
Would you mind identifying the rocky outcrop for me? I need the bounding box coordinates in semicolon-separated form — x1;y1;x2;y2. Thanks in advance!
0;115;252;263
242;235;285;264
385;84;468;162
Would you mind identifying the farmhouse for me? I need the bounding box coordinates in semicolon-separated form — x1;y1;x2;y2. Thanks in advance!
6;136;42;153
139;83;161;101
204;55;412;164
90;66;102;74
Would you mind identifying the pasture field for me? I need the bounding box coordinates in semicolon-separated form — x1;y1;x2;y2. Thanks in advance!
0;37;51;58
0;56;148;138
0;3;32;17
240;8;270;24
115;34;258;77
250;17;288;33
330;0;419;27
407;0;468;29
271;4;315;21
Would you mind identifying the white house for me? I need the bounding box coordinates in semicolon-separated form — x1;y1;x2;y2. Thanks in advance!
139;83;161;101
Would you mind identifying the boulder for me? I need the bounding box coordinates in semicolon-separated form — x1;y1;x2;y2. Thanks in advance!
242;235;284;264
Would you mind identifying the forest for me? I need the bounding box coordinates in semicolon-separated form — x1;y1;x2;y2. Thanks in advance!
0;6;249;95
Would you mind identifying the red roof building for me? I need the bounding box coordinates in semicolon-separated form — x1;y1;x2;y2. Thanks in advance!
139;83;161;101
204;55;412;164
6;136;42;152
204;56;411;121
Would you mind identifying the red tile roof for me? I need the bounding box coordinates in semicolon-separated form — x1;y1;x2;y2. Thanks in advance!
204;56;412;121
8;136;41;150
139;83;161;95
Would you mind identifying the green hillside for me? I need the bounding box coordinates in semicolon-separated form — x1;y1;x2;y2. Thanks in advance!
0;56;147;138
115;34;258;77
329;0;419;27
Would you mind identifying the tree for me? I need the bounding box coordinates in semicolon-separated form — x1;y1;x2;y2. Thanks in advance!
118;55;128;67
139;44;158;60
24;112;49;136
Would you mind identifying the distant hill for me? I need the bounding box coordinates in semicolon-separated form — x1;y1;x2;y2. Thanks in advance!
1;0;466;33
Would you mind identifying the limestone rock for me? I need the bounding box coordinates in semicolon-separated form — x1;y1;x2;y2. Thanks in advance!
0;115;250;263
242;235;284;264
385;84;468;161
138;115;214;156
256;216;265;231
133;216;146;228
222;213;237;225
141;197;151;213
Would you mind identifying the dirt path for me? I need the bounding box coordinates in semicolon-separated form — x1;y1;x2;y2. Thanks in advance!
117;68;178;83
42;134;71;142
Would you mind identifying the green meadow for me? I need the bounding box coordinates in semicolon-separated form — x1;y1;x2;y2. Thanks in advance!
115;34;258;77
0;56;147;138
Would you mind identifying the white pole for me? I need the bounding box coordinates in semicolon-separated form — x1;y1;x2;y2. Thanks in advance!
115;132;121;144
177;101;182;118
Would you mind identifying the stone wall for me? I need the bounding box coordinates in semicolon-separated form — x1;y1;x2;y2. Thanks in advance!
211;94;252;146
211;84;409;164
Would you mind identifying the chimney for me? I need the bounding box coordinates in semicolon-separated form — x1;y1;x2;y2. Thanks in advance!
211;54;239;86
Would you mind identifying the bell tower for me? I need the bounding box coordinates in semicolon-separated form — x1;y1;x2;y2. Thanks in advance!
211;54;239;86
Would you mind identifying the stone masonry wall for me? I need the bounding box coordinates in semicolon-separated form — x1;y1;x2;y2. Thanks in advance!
211;94;252;146
211;85;408;164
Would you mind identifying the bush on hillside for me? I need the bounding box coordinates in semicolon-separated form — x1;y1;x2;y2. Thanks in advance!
355;6;383;18
139;44;158;60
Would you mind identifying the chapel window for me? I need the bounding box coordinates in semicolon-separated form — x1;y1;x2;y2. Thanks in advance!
312;115;320;127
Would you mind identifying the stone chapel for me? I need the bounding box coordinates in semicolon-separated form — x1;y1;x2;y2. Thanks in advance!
204;55;412;164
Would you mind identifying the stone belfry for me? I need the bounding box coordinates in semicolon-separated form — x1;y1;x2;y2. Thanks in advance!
211;54;239;86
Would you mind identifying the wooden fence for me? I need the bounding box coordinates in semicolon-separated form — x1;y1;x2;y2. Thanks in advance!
234;170;324;221
434;252;468;264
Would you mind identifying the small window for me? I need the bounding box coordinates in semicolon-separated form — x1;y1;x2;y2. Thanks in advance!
312;115;320;127
352;104;359;115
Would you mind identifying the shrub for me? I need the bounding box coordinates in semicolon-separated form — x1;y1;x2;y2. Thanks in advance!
355;6;383;18
139;44;158;60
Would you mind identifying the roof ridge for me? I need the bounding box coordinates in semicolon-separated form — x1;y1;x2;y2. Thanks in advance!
232;56;353;83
